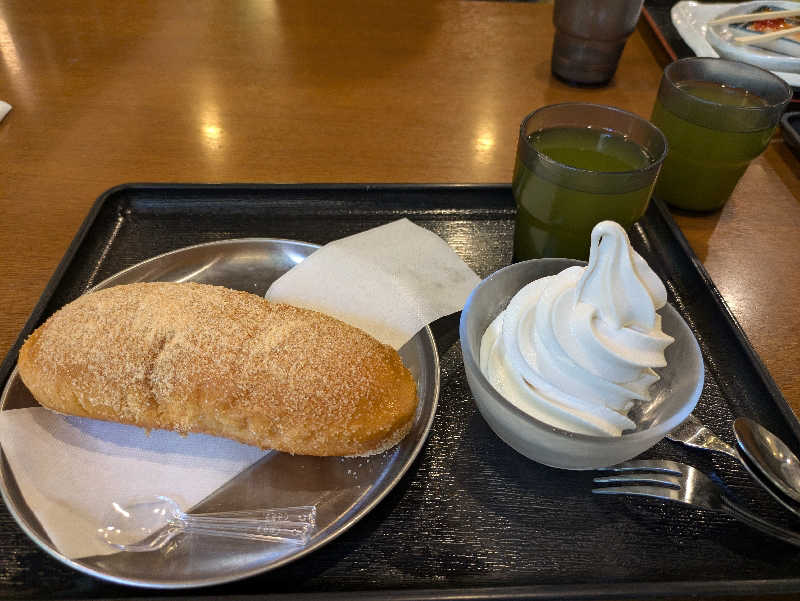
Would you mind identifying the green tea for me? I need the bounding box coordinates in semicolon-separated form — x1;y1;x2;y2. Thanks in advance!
513;126;654;261
651;80;773;211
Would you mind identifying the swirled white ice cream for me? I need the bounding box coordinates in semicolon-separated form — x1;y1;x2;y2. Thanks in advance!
479;221;674;437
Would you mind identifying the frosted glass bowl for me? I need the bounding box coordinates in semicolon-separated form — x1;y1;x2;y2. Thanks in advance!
459;259;704;470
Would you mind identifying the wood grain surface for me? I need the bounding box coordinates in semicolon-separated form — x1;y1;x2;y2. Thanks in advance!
2;1;800;598
0;2;797;409
1;1;797;412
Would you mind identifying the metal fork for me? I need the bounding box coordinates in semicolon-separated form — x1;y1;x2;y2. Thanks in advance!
593;459;800;547
666;414;740;459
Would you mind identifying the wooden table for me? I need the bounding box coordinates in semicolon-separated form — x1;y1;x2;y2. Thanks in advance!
0;0;799;597
3;0;795;415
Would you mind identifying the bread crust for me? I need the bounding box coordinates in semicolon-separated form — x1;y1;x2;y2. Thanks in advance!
17;282;419;456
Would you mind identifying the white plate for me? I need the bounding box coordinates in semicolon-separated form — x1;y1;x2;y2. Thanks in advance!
671;1;800;84
706;1;800;73
0;238;440;588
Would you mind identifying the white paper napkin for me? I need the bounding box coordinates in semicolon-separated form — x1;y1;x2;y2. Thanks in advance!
266;218;481;349
0;407;266;559
0;218;480;560
0;101;10;122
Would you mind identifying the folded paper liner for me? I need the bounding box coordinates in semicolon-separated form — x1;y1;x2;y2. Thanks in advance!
0;218;480;559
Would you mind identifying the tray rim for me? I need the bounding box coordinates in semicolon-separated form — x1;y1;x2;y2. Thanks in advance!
647;196;800;444
1;182;799;598
3;181;795;440
0;182;515;390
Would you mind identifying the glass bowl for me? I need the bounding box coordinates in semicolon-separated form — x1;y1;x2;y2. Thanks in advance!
459;258;704;470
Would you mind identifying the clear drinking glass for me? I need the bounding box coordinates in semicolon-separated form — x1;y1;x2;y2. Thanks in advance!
459;258;703;470
650;57;791;212
512;102;667;261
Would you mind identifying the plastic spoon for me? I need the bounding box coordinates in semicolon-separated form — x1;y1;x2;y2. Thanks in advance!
97;495;316;552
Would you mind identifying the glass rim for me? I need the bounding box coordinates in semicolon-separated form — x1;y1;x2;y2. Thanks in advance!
518;102;669;177
459;258;699;444
662;57;793;112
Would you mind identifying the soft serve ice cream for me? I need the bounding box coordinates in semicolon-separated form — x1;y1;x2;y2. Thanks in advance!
479;221;674;437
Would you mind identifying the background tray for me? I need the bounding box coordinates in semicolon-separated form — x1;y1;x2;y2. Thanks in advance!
2;184;800;600
643;0;700;61
642;0;800;99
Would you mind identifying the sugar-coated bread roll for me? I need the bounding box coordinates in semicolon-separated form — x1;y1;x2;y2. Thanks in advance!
17;282;419;456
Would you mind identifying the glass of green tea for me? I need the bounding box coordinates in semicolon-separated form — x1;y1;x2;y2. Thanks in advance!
513;102;667;261
651;57;791;212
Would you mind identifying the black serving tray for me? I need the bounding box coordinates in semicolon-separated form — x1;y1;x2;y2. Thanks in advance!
2;183;800;600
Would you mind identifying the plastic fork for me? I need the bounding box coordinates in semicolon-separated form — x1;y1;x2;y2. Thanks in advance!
593;459;800;547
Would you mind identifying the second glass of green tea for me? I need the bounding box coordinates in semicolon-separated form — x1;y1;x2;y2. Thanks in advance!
513;102;667;261
651;57;791;212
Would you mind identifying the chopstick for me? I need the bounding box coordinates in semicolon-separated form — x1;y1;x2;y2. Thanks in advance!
734;24;800;44
708;8;800;25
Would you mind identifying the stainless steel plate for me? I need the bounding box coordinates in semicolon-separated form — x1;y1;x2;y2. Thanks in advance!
0;238;440;588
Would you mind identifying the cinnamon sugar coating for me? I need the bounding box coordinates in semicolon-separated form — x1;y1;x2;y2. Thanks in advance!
17;282;418;456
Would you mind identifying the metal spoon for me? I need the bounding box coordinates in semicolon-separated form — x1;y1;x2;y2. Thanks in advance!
734;417;800;504
667;414;800;516
97;495;316;552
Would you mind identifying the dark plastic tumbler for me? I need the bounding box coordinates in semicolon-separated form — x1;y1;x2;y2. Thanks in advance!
551;0;644;86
